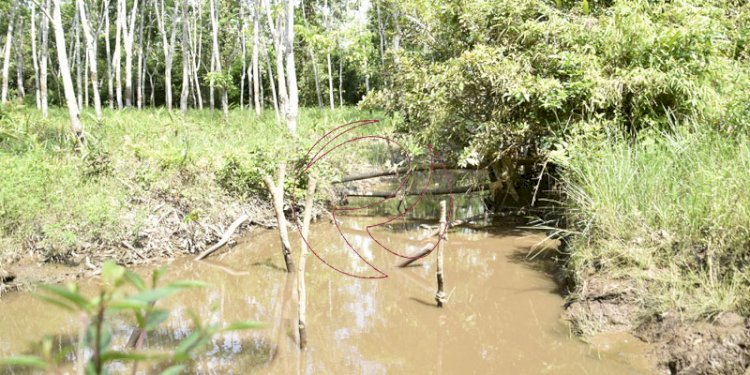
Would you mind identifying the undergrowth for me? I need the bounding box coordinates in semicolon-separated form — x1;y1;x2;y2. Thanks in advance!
558;125;750;323
0;106;388;264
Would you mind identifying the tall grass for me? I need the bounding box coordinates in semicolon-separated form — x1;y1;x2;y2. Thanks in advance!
0;106;387;263
560;126;750;319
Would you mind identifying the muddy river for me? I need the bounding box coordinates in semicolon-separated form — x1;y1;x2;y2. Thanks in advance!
0;205;651;374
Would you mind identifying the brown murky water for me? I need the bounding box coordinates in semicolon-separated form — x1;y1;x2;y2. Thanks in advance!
0;215;651;374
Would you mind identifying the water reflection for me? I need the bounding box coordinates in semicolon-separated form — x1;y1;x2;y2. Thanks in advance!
0;211;650;374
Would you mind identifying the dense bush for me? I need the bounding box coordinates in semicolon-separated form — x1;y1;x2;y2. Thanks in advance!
366;0;750;165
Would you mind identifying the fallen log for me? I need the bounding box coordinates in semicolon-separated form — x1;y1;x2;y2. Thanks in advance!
334;165;465;184
398;244;434;268
194;214;250;261
346;183;490;198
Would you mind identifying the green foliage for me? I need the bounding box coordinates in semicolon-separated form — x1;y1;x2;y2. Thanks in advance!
370;0;750;166
558;126;750;319
1;261;263;374
0;107;386;261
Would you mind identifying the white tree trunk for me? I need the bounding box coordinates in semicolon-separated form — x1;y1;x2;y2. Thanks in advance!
265;0;288;122
122;0;138;107
77;0;102;120
30;3;41;108
104;0;114;109
14;16;26;99
51;0;85;145
40;0;50;116
114;0;123;109
326;53;334;109
1;1;17;104
252;0;261;115
180;0;190;113
297;178;317;349
284;0;298;133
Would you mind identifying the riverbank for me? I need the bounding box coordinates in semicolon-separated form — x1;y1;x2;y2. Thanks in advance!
0;106;373;293
558;126;750;374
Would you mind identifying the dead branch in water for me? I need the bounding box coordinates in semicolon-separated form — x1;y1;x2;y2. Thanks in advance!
346;183;490;198
194;214;249;261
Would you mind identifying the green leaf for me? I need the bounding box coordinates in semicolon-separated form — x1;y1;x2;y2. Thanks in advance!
221;321;266;332
0;355;48;369
160;365;186;375
34;294;76;312
174;331;206;360
131;287;181;303
152;266;168;288
145;310;170;331
166;280;210;289
102;261;126;287
39;284;90;311
109;298;149;311
124;270;146;291
100;351;167;362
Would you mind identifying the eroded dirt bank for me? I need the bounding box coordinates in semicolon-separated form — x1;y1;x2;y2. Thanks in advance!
565;275;750;374
0;193;275;295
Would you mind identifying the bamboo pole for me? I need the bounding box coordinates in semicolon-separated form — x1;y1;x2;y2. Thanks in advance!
435;200;447;307
298;178;316;349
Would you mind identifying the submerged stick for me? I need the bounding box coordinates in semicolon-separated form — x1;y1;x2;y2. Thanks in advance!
346;184;489;198
298;178;317;350
194;214;249;261
435;200;447;308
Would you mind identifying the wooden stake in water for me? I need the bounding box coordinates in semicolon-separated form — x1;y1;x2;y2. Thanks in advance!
435;200;447;308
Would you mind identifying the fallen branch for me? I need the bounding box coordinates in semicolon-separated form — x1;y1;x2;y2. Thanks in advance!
397;244;434;268
346;184;490;198
194;214;249;261
334;165;465;184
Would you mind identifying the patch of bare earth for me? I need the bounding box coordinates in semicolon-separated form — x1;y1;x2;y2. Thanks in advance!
565;276;750;374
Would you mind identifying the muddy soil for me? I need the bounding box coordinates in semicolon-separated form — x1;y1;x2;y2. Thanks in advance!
565;275;750;375
0;194;276;296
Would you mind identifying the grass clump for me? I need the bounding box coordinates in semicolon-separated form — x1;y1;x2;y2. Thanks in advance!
559;125;750;320
0;106;385;265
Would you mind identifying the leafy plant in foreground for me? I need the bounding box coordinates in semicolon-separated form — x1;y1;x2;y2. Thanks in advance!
0;261;264;374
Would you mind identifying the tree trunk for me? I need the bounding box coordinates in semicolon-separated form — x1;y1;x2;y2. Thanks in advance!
263;163;295;273
435;200;447;307
240;2;246;111
155;0;178;110
136;0;145;109
122;0;138;108
309;49;322;108
263;42;280;122
114;0;123;109
265;0;288;122
252;0;261;115
180;0;190;113
104;0;114;109
77;0;102;120
209;0;227;119
31;3;41;108
326;53;334;109
298;178;317;349
189;4;203;110
1;1;18;104
14;16;26;99
75;12;83;109
284;0;298;133
338;58;343;107
51;0;85;146
40;0;50;116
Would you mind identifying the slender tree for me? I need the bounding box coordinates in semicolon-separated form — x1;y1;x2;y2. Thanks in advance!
39;0;50;116
77;0;103;120
1;1;18;103
51;0;85;146
154;0;179;110
180;0;190;113
121;0;139;107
